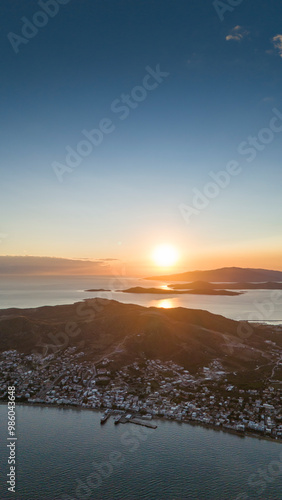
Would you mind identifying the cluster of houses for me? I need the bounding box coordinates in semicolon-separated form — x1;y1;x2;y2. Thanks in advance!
0;348;281;440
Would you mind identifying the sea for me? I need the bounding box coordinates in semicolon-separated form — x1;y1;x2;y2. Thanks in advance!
0;405;282;500
0;275;282;324
0;276;281;499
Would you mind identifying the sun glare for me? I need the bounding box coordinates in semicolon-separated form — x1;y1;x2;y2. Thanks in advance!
157;299;174;309
153;244;179;268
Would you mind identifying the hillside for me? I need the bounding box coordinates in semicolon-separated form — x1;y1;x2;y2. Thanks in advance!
0;299;281;379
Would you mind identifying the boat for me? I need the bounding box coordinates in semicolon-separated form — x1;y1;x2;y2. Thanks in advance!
114;415;122;425
100;410;111;424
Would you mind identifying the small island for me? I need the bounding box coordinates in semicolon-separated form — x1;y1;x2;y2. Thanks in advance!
119;286;242;296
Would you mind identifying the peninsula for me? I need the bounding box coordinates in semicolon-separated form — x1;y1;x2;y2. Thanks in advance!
0;299;281;442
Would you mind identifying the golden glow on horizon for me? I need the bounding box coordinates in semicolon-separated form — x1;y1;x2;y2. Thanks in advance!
152;244;179;268
157;299;174;309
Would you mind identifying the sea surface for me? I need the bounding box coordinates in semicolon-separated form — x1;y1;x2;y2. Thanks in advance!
1;276;282;499
0;275;282;324
0;404;281;500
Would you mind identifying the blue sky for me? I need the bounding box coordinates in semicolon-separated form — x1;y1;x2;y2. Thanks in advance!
1;0;282;273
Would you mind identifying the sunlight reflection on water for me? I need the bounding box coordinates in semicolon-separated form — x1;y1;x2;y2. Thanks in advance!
154;298;180;309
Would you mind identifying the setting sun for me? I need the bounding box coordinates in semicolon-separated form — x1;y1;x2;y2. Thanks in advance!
152;244;179;268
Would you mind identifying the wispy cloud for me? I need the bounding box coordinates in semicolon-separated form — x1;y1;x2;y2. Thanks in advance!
226;26;249;42
261;97;274;103
272;34;282;57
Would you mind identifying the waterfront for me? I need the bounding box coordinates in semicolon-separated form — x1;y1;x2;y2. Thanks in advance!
1;350;281;443
0;404;281;499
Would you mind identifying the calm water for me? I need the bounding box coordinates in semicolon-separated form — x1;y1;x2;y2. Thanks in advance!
0;275;282;323
0;405;281;500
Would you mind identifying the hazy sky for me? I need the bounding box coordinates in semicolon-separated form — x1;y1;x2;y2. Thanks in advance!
1;0;282;273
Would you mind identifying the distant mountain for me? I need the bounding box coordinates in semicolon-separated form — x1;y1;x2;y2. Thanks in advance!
145;267;282;283
170;281;282;290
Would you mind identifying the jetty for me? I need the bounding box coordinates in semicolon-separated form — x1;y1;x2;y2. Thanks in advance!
100;410;111;424
118;415;157;429
99;410;157;429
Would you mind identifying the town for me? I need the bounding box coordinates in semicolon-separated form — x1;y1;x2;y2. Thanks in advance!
0;347;281;441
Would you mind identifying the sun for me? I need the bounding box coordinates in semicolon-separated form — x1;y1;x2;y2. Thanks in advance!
152;244;179;268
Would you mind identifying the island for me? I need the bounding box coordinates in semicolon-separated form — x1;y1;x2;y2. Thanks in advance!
169;281;282;290
119;286;242;296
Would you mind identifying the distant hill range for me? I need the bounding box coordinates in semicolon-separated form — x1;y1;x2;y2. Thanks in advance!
169;281;282;290
145;267;282;283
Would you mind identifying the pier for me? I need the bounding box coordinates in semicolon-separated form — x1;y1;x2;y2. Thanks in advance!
100;411;157;429
100;411;112;424
118;415;157;429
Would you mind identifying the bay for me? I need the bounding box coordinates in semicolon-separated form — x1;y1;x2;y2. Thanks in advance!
0;404;281;500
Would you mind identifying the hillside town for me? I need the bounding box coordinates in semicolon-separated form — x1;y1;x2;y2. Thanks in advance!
0;347;281;441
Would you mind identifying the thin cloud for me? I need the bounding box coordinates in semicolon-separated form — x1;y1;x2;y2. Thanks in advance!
272;34;282;57
262;97;274;103
226;26;249;42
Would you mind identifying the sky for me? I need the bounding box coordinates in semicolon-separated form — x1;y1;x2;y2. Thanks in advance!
1;0;282;274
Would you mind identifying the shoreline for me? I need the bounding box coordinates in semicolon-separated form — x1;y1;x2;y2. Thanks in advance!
2;401;281;445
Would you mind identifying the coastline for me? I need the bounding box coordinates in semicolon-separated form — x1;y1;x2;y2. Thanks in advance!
2;401;281;445
0;296;281;447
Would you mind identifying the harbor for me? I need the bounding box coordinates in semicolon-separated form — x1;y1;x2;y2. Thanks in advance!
100;409;112;424
100;410;158;429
